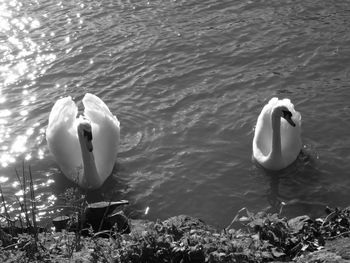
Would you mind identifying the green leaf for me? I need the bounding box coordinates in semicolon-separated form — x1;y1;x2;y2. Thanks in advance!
271;247;285;258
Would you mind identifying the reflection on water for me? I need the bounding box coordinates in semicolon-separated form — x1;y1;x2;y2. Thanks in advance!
0;0;57;222
0;0;54;169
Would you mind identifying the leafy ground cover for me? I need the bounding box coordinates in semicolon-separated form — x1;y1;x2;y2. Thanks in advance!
1;205;350;262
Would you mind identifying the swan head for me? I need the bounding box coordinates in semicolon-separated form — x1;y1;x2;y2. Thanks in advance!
77;117;93;152
272;106;295;127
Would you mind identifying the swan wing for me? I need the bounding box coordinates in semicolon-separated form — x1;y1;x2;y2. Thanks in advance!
46;96;83;181
253;99;274;160
82;93;120;182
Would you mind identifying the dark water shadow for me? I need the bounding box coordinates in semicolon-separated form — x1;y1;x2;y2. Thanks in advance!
50;161;129;203
254;148;327;218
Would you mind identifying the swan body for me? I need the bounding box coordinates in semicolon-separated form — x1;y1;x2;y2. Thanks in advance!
46;93;120;189
253;97;301;170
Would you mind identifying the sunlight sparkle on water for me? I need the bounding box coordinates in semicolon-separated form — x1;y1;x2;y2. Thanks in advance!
25;128;34;137
0;0;55;87
0;109;11;118
38;148;44;159
46;179;55;186
47;194;57;202
12;181;19;188
0;118;8;125
15;190;24;197
1;153;15;167
25;153;31;160
0;0;58;167
11;135;28;153
20;109;28;116
0;176;8;183
30;19;40;29
21;99;29;106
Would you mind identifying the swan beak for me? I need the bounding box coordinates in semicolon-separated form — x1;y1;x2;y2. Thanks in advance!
84;130;93;152
282;110;296;127
286;118;296;127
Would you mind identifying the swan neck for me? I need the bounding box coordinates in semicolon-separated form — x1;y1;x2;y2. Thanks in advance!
270;110;282;160
78;134;101;189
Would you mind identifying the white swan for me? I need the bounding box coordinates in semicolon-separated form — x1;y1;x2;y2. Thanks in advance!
46;93;120;189
253;97;301;170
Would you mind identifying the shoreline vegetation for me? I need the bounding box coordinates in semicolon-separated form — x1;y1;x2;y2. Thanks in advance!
1;167;350;262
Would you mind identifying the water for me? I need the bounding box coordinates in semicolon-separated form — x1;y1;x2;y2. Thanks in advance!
1;0;350;228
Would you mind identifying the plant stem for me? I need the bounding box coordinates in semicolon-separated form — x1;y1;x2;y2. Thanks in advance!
29;166;39;245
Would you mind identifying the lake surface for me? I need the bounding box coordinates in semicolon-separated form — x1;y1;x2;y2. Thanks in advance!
1;0;350;228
